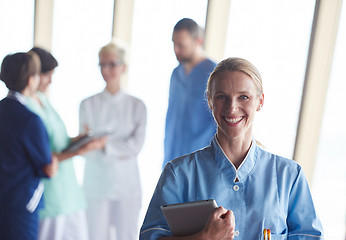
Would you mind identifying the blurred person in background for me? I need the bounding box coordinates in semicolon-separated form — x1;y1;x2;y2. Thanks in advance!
79;41;147;240
0;52;58;240
163;18;217;168
27;47;106;240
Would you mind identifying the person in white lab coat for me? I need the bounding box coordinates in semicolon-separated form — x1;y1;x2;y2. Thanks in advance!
79;41;147;240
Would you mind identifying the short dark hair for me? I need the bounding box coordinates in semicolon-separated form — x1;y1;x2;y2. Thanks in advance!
0;52;40;92
173;18;203;39
30;47;58;73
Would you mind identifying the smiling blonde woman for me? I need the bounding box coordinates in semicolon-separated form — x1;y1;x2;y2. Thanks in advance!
140;57;323;240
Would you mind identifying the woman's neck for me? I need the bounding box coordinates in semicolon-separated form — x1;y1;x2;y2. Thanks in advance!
105;81;121;95
31;92;43;106
216;134;252;169
21;87;32;97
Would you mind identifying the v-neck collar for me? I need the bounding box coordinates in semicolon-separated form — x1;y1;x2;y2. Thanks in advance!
211;136;258;182
179;58;209;77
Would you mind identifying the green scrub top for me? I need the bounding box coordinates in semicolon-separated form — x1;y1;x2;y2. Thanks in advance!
27;92;86;218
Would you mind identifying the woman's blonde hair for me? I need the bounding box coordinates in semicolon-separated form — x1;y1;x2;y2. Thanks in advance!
206;57;263;97
99;39;128;64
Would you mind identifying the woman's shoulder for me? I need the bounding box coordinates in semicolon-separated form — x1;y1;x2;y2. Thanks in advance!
80;92;103;105
166;146;213;170
122;92;146;109
256;145;301;173
123;92;144;102
14;99;43;123
0;99;45;137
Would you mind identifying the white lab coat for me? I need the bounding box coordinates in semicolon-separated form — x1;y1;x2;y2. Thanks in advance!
79;89;146;201
79;90;146;240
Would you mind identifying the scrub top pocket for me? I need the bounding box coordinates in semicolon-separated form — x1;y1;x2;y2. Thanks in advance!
259;232;286;240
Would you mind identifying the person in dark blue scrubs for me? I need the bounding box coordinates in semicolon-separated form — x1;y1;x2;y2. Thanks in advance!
0;52;58;240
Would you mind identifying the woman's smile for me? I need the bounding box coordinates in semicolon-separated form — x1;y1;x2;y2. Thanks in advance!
223;116;244;125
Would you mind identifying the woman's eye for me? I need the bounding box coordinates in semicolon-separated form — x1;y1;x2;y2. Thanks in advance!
240;95;249;100
216;95;226;100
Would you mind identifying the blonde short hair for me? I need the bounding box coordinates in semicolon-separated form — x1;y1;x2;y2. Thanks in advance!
99;39;128;64
207;57;263;97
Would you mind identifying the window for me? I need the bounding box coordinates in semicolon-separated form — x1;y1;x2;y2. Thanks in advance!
224;0;316;159
128;0;209;221
50;0;114;136
312;2;346;239
0;0;35;97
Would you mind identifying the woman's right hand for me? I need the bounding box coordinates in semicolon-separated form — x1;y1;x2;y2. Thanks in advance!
200;206;235;240
160;206;235;240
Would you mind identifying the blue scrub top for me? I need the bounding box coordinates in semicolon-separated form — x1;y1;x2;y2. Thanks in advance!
141;136;324;240
163;59;217;168
0;93;51;240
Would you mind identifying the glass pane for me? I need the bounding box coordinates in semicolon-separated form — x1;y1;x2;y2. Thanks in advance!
128;0;208;221
49;0;114;188
50;0;114;136
0;0;35;98
224;0;316;159
312;2;346;239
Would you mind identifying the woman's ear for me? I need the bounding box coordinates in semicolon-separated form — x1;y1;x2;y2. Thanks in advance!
21;75;37;96
207;93;213;110
121;64;127;73
257;93;264;111
27;75;36;90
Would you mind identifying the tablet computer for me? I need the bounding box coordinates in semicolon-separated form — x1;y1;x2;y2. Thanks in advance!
161;199;218;236
62;131;111;152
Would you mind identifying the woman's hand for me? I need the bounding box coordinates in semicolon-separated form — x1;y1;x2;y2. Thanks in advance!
200;206;235;240
160;206;235;240
53;135;108;163
75;124;108;155
42;154;59;177
77;136;108;155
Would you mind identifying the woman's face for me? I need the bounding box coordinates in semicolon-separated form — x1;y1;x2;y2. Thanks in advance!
38;70;54;93
208;71;264;143
99;53;125;85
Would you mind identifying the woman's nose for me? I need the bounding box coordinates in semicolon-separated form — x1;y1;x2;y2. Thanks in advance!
228;100;238;113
